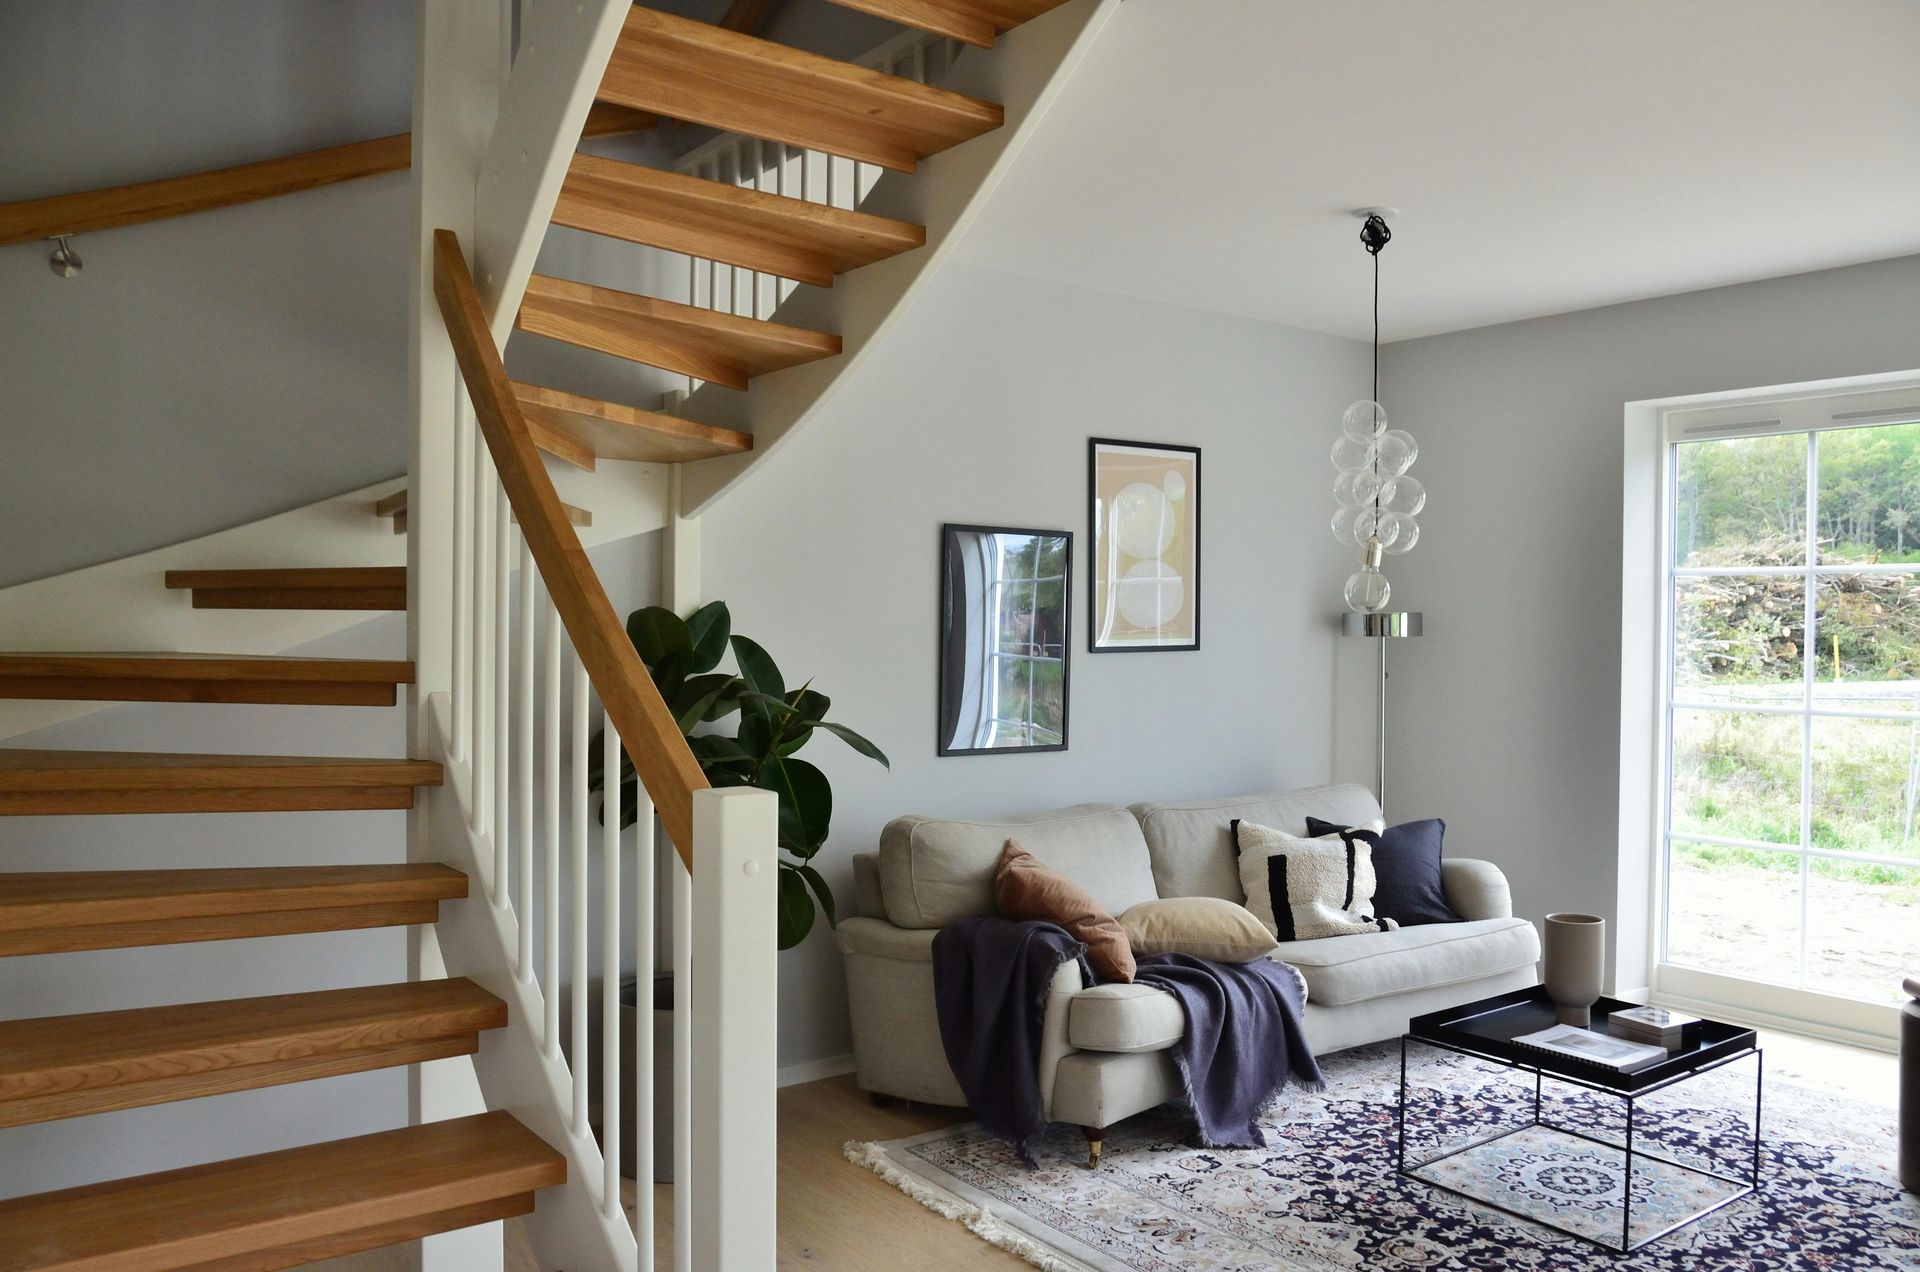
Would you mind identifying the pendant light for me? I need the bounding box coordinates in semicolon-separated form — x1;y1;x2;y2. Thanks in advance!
1331;209;1423;612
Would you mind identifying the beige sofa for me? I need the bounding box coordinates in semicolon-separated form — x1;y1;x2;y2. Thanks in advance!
836;783;1541;1153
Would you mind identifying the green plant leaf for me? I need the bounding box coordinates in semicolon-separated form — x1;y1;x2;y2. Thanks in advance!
671;673;740;732
796;862;837;929
810;721;891;769
738;711;774;761
739;691;798;719
684;601;732;674
626;607;692;667
757;755;831;854
689;733;753;766
776;865;815;950
780;686;830;736
731;635;785;718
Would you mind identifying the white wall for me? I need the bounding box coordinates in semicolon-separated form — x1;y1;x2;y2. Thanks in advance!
1378;253;1920;990
702;262;1375;1070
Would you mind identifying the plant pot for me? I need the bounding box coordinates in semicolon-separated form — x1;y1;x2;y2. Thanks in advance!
590;974;675;1183
1543;912;1605;1027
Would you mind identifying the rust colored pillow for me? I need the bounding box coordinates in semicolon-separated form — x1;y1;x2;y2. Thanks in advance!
993;838;1135;983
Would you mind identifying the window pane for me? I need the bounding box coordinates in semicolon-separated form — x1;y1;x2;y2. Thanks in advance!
1670;709;1801;845
1811;717;1920;861
1028;658;1066;742
1806;859;1919;1004
1811;574;1920;714
1815;420;1920;565
1674;577;1804;706
1674;433;1806;567
1665;841;1800;985
997;581;1036;652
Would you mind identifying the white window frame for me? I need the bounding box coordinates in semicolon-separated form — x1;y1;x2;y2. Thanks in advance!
1622;371;1920;1051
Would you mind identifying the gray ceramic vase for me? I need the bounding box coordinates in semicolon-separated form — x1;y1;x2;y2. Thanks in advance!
1543;912;1606;1027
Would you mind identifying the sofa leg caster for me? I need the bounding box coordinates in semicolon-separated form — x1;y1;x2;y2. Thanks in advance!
1082;1127;1105;1169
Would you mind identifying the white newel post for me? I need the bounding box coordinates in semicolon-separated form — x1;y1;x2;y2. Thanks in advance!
408;3;502;1269
690;787;781;1269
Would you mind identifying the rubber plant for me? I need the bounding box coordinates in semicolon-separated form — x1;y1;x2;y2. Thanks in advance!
592;600;888;950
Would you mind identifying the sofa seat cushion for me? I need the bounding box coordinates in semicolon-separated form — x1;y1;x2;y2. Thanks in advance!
1273;917;1540;1007
880;804;1158;930
1068;983;1184;1053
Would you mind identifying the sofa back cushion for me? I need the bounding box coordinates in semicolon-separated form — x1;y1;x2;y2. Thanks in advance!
1129;784;1384;902
879;804;1158;929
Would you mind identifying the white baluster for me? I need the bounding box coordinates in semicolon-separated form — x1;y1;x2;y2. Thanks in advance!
602;711;622;1217
633;786;656;1269
450;400;473;762
572;655;591;1137
544;605;563;1057
517;537;536;980
494;487;512;905
473;447;496;837
673;856;692;1272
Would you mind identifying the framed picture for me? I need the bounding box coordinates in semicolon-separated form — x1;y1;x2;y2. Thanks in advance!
1088;438;1200;651
938;524;1071;756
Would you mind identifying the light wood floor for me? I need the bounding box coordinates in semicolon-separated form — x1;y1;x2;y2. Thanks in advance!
311;1027;1907;1271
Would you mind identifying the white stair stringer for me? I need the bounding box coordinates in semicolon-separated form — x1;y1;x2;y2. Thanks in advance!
676;0;1122;517
418;690;639;1272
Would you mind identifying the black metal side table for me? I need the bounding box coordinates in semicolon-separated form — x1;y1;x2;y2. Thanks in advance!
1397;987;1763;1255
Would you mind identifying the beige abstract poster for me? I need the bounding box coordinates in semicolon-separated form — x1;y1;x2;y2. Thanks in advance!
1089;438;1200;651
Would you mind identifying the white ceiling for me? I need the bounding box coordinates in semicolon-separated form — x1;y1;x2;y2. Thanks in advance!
955;0;1920;342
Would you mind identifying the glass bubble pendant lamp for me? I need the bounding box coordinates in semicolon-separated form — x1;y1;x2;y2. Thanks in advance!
1327;208;1425;812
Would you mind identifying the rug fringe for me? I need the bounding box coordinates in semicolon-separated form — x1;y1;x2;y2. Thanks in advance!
842;1140;1088;1272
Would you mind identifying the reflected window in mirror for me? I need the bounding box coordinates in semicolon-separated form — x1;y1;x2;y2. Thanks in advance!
939;525;1072;755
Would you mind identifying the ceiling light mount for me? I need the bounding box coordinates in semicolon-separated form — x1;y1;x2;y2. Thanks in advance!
1353;208;1394;256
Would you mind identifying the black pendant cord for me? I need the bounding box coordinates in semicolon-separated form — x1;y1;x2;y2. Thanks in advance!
1371;248;1380;511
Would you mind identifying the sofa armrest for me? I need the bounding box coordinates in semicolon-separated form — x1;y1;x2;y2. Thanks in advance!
1037;958;1085;1120
1442;858;1514;921
835;916;935;962
851;852;887;921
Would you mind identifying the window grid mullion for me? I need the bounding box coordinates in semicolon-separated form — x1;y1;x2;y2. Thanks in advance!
1797;430;1819;989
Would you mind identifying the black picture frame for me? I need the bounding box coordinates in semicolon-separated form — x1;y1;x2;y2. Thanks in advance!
937;523;1073;757
1087;437;1202;653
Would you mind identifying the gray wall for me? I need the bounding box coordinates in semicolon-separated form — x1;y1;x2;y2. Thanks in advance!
703;262;1376;1070
1378;253;1920;986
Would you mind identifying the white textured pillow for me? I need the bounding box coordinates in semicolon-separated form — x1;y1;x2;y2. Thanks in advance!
1233;818;1398;941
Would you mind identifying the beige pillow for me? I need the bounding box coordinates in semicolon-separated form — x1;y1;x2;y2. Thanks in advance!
1120;897;1279;963
995;839;1135;983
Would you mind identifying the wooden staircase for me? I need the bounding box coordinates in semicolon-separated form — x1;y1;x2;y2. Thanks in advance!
0;0;1099;1265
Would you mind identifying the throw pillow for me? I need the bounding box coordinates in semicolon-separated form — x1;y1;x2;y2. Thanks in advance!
1232;819;1398;942
994;838;1135;983
1306;816;1462;927
1118;897;1278;963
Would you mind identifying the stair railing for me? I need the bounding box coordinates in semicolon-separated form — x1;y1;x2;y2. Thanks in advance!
429;225;779;1271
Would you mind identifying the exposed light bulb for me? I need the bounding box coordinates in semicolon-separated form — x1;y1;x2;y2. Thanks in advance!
1343;537;1391;613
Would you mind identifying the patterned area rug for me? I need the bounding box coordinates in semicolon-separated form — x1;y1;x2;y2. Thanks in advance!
845;1042;1920;1270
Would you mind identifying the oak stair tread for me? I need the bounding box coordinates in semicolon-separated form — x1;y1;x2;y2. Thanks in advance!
519;273;842;390
164;567;407;612
0;1110;565;1271
599;7;1004;172
374;487;591;533
0;749;444;817
514;381;753;464
815;0;1020;46
0;653;415;707
0;978;505;1128
0;863;467;955
554;153;925;288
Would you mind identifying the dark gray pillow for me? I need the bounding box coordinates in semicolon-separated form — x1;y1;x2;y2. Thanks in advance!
1306;816;1461;927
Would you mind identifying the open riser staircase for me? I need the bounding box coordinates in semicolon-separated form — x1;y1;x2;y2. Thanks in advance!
0;0;1117;1267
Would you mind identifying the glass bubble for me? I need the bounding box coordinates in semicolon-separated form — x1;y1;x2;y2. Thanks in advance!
1374;429;1418;477
1341;400;1388;443
1344;567;1391;613
1330;505;1361;545
1352;506;1401;549
1379;475;1426;517
1380;514;1420;555
1333;472;1362;508
1331;435;1375;472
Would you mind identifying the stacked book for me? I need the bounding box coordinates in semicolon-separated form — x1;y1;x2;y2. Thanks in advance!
1607;1005;1698;1048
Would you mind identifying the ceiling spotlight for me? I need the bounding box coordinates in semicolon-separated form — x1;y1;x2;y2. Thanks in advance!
47;236;81;278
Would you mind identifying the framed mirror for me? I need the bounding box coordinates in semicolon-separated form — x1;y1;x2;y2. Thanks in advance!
938;524;1072;756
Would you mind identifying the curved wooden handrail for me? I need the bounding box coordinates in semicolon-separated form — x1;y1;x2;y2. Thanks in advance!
431;228;706;861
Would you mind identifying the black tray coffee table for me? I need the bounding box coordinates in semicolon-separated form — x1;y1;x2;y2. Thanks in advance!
1397;986;1761;1254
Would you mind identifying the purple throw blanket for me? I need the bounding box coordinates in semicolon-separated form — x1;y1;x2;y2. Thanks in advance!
932;917;1322;1159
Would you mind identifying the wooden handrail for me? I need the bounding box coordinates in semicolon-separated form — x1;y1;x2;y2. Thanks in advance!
430;228;706;861
0;105;655;247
